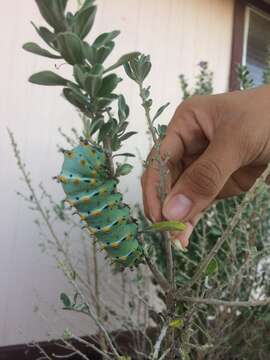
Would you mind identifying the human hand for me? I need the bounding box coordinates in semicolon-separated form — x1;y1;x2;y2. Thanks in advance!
141;85;270;248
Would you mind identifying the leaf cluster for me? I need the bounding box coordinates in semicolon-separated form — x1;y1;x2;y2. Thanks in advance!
23;0;140;152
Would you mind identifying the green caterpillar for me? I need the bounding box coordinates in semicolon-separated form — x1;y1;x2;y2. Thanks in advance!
57;138;143;268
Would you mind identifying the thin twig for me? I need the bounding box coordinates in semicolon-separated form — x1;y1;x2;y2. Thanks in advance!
178;295;270;307
62;339;90;360
152;324;168;360
33;342;53;360
138;83;174;287
65;273;120;359
138;235;170;291
69;334;113;360
158;347;171;360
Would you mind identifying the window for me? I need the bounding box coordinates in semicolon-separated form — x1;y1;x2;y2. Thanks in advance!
243;7;270;85
229;0;270;90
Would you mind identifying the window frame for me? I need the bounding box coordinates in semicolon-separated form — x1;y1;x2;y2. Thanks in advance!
229;0;270;90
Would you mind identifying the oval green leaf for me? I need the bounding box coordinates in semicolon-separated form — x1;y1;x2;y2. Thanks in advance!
149;221;186;232
104;52;141;73
57;32;84;65
23;42;61;59
29;71;69;86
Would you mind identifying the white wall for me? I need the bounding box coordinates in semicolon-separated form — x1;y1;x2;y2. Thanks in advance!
0;0;234;346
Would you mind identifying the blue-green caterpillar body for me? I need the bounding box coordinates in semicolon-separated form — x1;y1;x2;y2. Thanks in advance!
57;139;143;268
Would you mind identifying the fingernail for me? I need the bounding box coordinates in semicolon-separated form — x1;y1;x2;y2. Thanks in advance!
172;239;188;252
163;194;192;220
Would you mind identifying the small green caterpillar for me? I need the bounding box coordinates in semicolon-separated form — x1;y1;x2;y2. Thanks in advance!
57;139;143;268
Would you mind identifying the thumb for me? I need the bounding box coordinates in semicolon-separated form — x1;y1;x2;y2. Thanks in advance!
162;133;242;221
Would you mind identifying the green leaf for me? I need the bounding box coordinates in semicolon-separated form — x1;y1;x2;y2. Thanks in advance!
118;95;129;122
29;71;68;86
82;42;96;65
98;74;122;96
104;52;141;73
93;30;120;48
95;42;115;64
158;124;167;140
73;3;97;39
141;86;151;100
52;0;68;15
31;22;57;49
124;63;136;81
129;54;152;82
111;136;122;151
63;328;72;340
23;42;61;59
98;121;114;142
73;65;86;88
149;221;186;232
205;258;219;276
56;32;84;65
84;65;103;97
96;96;116;109
116;163;133;177
67;83;90;104
153;102;170;122
89;118;104;135
119;131;137;141
63;87;89;110
35;0;67;32
169;319;184;329
60;292;71;308
113;153;135;158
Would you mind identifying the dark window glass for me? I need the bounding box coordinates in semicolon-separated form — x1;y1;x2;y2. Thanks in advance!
244;8;270;85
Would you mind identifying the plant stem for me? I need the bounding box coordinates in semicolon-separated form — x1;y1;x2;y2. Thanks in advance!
138;83;174;288
152;324;168;360
177;295;270;308
138;82;175;359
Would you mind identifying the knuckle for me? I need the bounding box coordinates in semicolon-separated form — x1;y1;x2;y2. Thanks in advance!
184;159;222;198
177;95;203;112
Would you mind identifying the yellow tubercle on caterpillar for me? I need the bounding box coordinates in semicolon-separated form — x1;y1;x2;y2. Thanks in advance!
91;170;97;178
58;175;68;184
100;188;108;196
108;202;116;209
73;178;80;185
82;196;91;204
80;159;87;166
118;217;126;225
119;256;127;261
90;179;97;186
88;227;98;235
89;149;97;156
94;162;101;170
80;139;90;147
90;209;102;217
102;225;111;233
65;151;75;159
111;242;120;249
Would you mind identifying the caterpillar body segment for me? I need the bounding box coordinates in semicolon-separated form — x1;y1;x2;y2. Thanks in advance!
58;141;143;268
